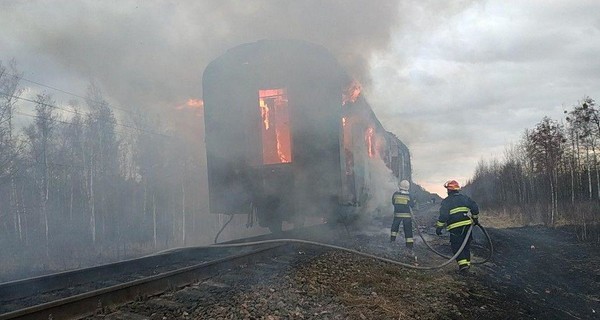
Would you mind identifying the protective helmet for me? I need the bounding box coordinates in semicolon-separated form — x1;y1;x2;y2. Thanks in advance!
399;180;410;191
444;180;461;191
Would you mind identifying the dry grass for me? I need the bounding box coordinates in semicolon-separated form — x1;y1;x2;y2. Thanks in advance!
294;251;467;319
479;209;533;229
481;203;600;242
481;202;600;226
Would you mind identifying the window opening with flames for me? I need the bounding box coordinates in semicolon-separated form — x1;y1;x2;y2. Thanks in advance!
258;89;292;164
366;127;376;158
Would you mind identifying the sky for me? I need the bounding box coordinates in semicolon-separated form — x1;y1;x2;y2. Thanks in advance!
1;0;599;196
369;0;600;195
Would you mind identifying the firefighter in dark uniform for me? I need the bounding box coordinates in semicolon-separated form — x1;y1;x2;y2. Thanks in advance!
436;180;479;273
391;180;415;250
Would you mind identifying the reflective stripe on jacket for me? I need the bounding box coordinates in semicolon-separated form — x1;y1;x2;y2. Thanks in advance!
437;192;479;230
392;190;414;215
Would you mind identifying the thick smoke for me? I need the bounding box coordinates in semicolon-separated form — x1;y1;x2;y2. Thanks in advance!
0;1;406;269
364;157;400;216
0;0;401;119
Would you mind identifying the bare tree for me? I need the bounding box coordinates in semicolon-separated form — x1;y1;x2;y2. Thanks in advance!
524;117;566;225
0;60;216;274
0;60;24;241
567;97;599;200
24;93;58;256
83;84;119;245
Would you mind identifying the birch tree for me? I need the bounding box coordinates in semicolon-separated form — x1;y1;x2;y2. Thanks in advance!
0;60;24;241
524;117;565;225
84;84;119;244
24;93;58;256
567;97;599;200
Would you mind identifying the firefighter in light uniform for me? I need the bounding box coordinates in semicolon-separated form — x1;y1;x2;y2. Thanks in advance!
391;180;415;249
436;180;480;272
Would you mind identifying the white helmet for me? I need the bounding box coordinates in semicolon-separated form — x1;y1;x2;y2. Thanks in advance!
399;180;410;191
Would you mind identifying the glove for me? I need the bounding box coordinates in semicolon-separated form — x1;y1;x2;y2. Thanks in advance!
435;227;443;236
472;218;480;226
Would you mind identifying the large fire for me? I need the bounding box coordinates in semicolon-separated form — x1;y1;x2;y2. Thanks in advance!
342;80;362;105
258;89;292;164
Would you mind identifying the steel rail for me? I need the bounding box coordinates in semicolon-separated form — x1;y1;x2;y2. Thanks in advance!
0;246;231;303
0;244;290;320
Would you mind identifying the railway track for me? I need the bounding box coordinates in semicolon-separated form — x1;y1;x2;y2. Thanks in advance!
0;218;430;320
0;242;307;320
0;224;336;320
84;245;327;320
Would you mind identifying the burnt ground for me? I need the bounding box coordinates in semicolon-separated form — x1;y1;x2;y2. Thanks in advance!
404;204;600;319
93;205;600;320
308;207;600;320
406;205;600;320
477;225;600;319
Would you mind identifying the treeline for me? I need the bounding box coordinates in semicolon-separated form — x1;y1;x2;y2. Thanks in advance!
0;60;213;272
465;97;599;241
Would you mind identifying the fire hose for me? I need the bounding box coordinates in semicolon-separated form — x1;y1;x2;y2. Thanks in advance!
210;224;489;270
207;206;492;270
209;229;473;270
410;207;494;265
214;213;235;244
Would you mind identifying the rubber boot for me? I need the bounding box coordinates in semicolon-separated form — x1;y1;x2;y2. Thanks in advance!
405;242;416;260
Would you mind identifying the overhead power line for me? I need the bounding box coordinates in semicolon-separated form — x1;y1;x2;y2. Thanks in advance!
8;72;144;117
3;73;202;132
0;92;174;138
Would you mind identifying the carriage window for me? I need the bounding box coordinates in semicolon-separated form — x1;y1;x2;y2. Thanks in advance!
258;89;292;164
366;127;376;158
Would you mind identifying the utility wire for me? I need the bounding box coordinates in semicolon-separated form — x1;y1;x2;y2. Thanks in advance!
7;94;173;138
4;91;143;129
8;72;144;117
5;73;202;132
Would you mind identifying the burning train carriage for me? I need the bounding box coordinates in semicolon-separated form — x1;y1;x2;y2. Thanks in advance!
203;39;411;232
341;95;412;206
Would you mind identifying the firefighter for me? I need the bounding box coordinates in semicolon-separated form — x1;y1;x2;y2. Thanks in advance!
391;180;415;251
436;180;479;273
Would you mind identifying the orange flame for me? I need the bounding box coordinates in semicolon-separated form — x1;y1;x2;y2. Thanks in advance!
259;89;292;164
342;80;361;105
276;127;288;162
366;127;375;158
176;98;204;110
259;99;270;130
187;99;204;108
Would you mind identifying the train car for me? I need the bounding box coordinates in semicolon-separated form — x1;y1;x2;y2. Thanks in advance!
340;93;412;208
202;39;411;232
